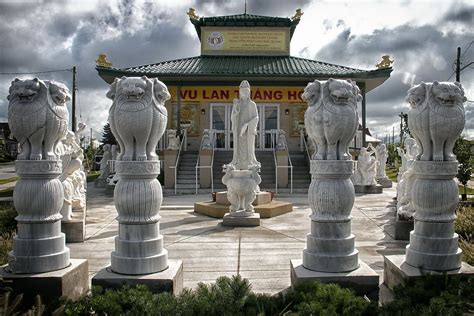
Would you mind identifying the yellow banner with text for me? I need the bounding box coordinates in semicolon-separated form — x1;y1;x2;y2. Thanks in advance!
169;86;305;103
201;27;289;55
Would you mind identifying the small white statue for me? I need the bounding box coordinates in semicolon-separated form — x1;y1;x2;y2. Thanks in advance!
98;144;112;179
107;76;171;161
407;81;466;161
222;164;261;213
276;130;286;150
8;78;70;160
230;80;260;170
303;78;360;160
167;130;180;150
76;122;87;144
111;144;119;161
351;145;377;186
57;131;85;220
201;129;212;150
375;144;388;179
396;138;419;219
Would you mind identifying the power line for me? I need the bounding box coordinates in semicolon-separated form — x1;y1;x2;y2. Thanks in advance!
0;68;73;75
461;40;474;58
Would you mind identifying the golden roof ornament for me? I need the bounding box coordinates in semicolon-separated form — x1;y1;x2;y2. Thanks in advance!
291;9;304;21
96;53;112;68
376;55;394;69
187;7;199;20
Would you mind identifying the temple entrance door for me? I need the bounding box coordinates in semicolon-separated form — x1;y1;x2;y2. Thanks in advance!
210;103;233;150
257;104;280;150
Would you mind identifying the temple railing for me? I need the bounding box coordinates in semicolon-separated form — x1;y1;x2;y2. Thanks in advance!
195;130;215;194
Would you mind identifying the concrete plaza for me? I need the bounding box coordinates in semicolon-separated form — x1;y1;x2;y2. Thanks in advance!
69;185;407;294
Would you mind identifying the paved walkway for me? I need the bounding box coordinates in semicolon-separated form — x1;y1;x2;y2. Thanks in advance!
69;185;407;294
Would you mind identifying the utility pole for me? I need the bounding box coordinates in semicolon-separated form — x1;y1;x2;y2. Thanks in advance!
456;47;461;82
392;126;395;145
90;128;93;148
72;66;77;132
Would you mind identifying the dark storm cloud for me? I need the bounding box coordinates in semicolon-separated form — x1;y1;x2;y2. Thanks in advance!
0;0;198;135
442;3;474;24
314;19;474;137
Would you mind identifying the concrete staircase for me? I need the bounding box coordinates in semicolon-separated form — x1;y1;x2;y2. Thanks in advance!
212;151;276;191
174;151;199;194
286;151;311;193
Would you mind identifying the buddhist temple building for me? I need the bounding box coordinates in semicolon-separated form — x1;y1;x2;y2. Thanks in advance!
96;8;392;193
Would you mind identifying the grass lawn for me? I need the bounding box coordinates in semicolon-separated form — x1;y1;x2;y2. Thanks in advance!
87;171;100;183
385;167;398;182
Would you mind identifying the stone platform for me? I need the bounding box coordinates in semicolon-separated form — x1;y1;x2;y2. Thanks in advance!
376;177;393;188
94;178;106;188
0;259;89;308
290;259;380;300
61;209;86;243
354;184;383;194
92;259;183;295
394;218;413;240
194;191;293;218
195;200;293;218
383;254;474;289
223;212;260;227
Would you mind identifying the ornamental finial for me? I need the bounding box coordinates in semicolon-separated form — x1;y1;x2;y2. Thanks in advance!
292;9;304;21
376;55;394;69
187;8;199;20
96;53;112;68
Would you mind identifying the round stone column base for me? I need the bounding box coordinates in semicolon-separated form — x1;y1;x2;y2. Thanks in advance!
111;249;168;275
9;248;70;274
303;249;359;273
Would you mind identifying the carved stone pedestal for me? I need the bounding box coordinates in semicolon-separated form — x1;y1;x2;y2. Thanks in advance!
394;218;413;241
220;168;261;227
376;177;392;188
110;161;168;275
404;161;462;271
384;255;474;290
93;260;183;295
61;209;85;243
291;160;379;295
353;184;383;194
1;259;89;309
303;161;359;272
94;178;106;188
10;160;70;273
223;212;260;227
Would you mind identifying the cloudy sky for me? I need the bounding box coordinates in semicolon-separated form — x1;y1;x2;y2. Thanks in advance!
0;0;473;142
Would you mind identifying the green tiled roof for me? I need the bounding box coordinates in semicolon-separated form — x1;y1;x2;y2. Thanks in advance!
190;13;300;40
103;55;388;78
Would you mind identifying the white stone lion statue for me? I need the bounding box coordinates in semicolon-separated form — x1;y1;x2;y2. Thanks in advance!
8;78;70;160
303;78;360;160
107;76;170;161
407;81;466;161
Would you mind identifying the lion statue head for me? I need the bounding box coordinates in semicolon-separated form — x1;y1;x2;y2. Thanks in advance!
302;80;322;105
48;80;71;105
431;81;466;107
7;78;42;103
406;82;429;108
327;78;361;106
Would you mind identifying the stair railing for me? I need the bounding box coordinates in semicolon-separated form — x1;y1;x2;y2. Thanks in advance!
170;129;187;195
300;129;311;165
195;129;215;194
273;129;293;194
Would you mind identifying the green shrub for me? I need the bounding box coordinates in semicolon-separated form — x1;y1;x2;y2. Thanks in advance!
380;274;474;315
0;203;16;266
63;276;377;316
455;205;474;265
86;171;100;183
